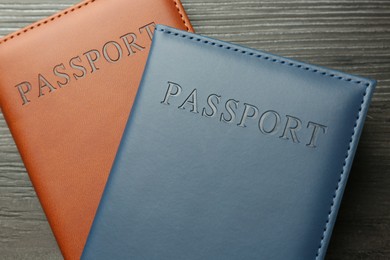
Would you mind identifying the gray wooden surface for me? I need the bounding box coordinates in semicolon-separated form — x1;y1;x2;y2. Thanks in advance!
0;0;389;259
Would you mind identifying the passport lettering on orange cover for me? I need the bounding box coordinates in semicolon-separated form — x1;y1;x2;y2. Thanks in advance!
0;0;193;259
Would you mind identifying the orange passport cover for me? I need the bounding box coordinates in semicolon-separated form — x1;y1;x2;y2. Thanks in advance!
0;0;193;259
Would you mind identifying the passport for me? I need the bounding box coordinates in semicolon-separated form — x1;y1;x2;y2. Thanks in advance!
82;25;376;259
0;2;192;259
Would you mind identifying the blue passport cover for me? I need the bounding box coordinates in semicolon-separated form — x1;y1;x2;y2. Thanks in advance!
82;25;376;260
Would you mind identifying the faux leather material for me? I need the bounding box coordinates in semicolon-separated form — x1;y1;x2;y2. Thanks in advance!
0;3;192;259
83;25;375;260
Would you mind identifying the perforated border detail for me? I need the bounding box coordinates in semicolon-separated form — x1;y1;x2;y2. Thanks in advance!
156;26;373;260
0;0;191;45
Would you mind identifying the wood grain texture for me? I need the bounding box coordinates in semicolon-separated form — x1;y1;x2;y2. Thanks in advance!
0;0;389;259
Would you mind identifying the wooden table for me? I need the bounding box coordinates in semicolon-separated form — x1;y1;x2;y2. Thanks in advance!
0;0;389;259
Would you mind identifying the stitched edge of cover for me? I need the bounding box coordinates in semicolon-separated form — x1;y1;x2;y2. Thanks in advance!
0;0;191;45
155;26;373;260
172;0;191;32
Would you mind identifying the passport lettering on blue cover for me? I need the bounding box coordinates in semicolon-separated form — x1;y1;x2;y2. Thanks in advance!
82;25;376;260
161;81;328;148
